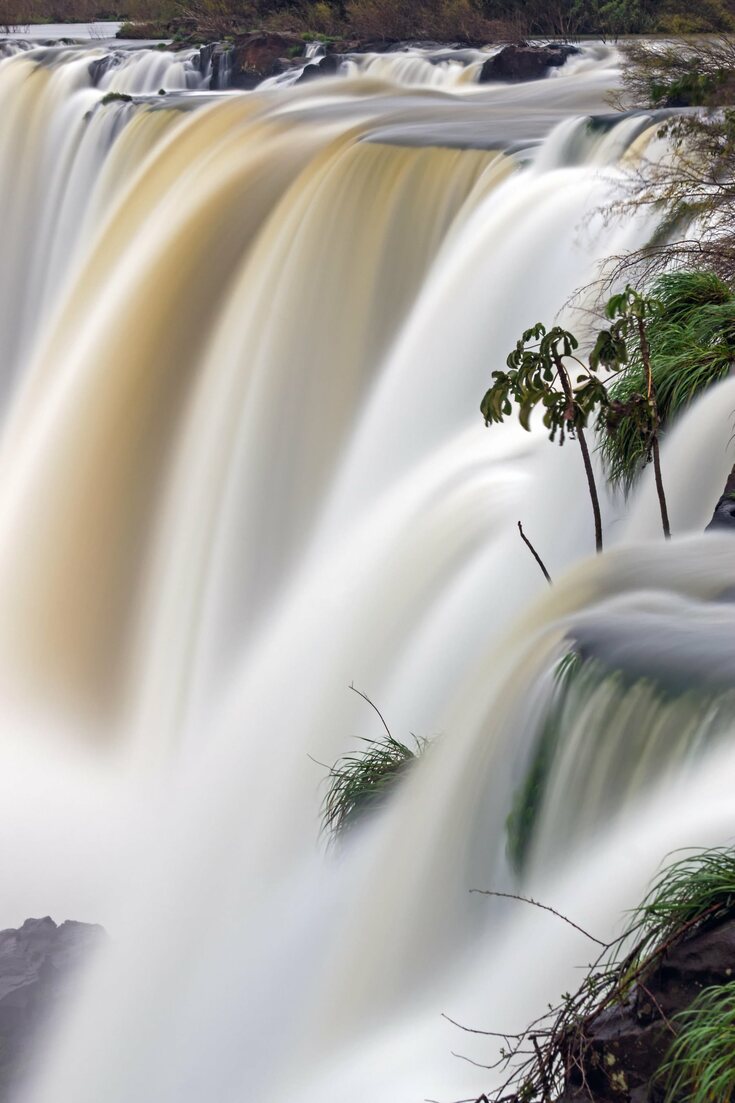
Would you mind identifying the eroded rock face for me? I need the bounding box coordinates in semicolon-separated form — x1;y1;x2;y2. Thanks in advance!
0;917;104;1098
199;32;306;89
559;916;735;1103
296;54;341;83
479;42;578;83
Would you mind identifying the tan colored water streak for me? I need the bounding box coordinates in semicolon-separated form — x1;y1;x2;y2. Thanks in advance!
0;102;325;723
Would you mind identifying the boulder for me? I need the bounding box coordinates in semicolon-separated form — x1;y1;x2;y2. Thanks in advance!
707;493;735;530
296;54;341;83
0;917;104;1096
232;31;303;86
200;33;306;89
479;42;578;83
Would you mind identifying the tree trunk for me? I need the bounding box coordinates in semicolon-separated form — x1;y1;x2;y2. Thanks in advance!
706;462;735;530
553;352;604;553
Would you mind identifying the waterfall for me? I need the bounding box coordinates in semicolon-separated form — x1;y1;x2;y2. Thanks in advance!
0;37;731;1103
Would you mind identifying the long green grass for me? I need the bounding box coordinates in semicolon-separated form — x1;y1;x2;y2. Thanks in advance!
620;847;735;971
320;725;426;842
661;983;735;1103
600;271;735;492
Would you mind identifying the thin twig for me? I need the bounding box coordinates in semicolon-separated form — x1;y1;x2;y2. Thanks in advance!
517;522;553;585
532;1035;551;1103
470;889;609;947
348;683;392;738
442;1013;525;1040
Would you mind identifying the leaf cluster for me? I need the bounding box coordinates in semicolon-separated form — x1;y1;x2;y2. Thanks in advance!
481;324;608;445
482;288;659;453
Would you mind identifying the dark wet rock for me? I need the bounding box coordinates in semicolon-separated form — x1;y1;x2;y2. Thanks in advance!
88;53;121;85
479;42;578;83
706;492;735;531
557;916;735;1103
296;54;341;83
200;42;236;90
199;32;304;89
0;917;105;1097
231;31;304;86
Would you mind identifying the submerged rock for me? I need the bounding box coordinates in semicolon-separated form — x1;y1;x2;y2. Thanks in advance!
0;917;104;1097
479;42;578;83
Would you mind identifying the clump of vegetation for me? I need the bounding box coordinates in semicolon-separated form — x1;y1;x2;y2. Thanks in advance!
661;983;735;1103
462;848;735;1103
318;688;426;842
484;271;735;562
600;271;735;493
482;286;672;554
628;847;735;958
100;90;133;103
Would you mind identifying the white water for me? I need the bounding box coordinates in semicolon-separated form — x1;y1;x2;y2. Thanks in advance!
0;37;731;1103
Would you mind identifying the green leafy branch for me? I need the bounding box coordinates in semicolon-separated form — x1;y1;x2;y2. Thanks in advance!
481;286;673;565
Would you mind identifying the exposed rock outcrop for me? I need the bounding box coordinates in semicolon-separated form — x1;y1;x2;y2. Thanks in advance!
0;917;104;1097
558;915;735;1103
296;54;341;83
707;464;735;530
198;32;305;89
479;42;578;83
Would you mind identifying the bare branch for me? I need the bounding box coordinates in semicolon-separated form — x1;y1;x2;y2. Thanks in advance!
517;522;553;585
348;683;392;739
470;889;609;947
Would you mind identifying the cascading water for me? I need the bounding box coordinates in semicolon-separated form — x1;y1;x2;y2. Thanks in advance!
0;32;731;1103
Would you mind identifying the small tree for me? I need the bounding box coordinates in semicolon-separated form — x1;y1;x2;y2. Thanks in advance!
481;287;672;558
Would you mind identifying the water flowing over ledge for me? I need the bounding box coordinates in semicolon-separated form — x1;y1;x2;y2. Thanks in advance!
0;36;731;1103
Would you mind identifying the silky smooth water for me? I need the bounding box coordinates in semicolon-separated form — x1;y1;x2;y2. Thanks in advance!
0;37;731;1103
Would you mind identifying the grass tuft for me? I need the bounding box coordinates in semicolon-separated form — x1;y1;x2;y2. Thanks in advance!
319;688;426;842
622;847;735;969
599;271;735;493
661;983;735;1103
321;733;425;841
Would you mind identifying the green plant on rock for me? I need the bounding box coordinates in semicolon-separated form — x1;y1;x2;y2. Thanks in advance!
100;91;134;105
660;983;735;1103
625;846;735;966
